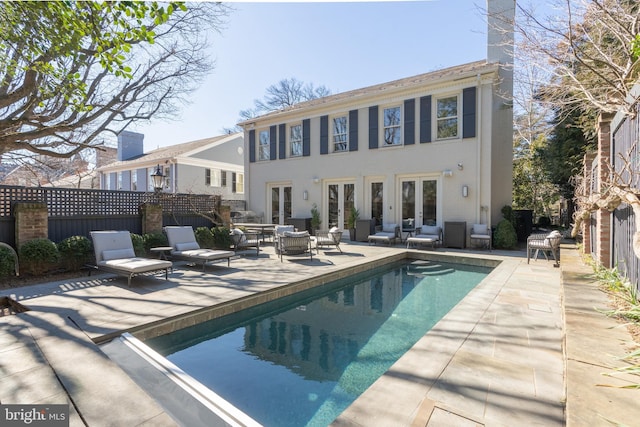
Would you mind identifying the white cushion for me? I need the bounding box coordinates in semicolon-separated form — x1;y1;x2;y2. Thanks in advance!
231;228;244;235
329;226;339;233
420;225;440;235
102;248;135;261
472;224;488;234
382;223;397;233
175;241;200;251
284;231;309;237
275;225;295;236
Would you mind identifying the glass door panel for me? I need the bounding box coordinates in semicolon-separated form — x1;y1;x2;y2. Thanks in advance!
327;182;354;230
270;185;292;224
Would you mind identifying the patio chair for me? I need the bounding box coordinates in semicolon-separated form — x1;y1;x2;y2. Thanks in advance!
274;225;295;254
315;227;343;253
368;223;400;246
164;226;235;271
230;228;260;256
527;230;562;266
90;230;172;286
470;223;492;250
406;225;442;249
277;231;313;262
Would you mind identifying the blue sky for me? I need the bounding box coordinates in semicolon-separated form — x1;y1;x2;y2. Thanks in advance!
133;1;491;151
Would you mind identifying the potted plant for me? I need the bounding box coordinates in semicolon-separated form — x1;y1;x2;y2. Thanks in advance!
347;207;360;241
310;203;321;235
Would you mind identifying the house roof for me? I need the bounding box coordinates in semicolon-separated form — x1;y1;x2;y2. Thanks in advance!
97;132;242;171
237;60;499;126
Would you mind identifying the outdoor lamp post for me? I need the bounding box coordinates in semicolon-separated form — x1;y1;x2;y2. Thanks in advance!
151;164;164;192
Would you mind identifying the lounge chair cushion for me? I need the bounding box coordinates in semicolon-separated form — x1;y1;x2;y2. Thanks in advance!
102;248;136;261
472;224;488;234
98;257;170;274
329;226;339;233
284;231;309;237
175;241;200;251
382;223;398;233
420;225;441;236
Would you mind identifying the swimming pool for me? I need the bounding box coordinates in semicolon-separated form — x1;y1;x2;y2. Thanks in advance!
144;259;492;427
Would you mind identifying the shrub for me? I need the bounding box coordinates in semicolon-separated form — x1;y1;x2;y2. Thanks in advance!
143;232;168;252
493;219;518;249
195;226;215;248
130;233;145;256
0;246;16;278
211;226;232;249
57;235;92;271
19;238;59;276
501;205;515;227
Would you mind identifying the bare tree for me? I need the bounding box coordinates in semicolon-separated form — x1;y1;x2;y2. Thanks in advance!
0;2;230;159
514;0;640;120
239;78;331;121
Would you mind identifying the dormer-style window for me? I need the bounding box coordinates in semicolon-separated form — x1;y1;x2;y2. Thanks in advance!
332;116;348;152
383;106;402;146
289;124;303;157
258;130;270;161
436;95;458;139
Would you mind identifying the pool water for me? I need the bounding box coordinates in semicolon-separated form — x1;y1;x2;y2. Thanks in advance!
146;260;491;427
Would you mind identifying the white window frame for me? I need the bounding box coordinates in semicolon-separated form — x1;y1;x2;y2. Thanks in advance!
236;173;244;194
258;130;270;161
289;123;303;157
436;94;459;140
332;115;348;153
382;105;402;146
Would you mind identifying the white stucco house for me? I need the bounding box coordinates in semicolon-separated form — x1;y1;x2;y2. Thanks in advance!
97;131;245;200
238;0;514;245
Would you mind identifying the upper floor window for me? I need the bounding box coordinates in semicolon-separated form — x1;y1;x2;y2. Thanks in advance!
436;95;458;139
332;116;348;152
289;124;303;157
258;130;270;161
383;106;401;146
234;173;244;194
221;170;227;187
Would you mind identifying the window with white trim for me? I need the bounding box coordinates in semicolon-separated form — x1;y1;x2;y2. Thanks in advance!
332;116;348;152
211;169;221;187
258;130;270;161
236;173;244;194
289;124;303;157
383;106;401;146
221;170;227;187
436;95;458;139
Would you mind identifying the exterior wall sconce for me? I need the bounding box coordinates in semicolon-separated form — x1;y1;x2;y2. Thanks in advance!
150;164;164;192
457;162;464;170
462;185;469;198
303;190;308;200
313;177;320;184
442;169;453;177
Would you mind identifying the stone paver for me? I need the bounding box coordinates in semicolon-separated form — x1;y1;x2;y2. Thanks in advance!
0;240;638;426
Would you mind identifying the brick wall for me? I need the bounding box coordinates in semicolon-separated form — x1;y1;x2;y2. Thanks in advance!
14;202;48;249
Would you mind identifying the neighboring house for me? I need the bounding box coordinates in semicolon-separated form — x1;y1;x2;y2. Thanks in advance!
97;131;245;200
238;0;514;242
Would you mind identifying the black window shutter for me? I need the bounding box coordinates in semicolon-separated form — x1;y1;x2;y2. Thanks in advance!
303;119;311;156
269;125;277;160
463;87;477;138
420;96;432;143
404;99;415;145
232;172;237;193
249;130;256;162
349;109;358;151
279;124;286;159
320;115;329;155
369;106;378;149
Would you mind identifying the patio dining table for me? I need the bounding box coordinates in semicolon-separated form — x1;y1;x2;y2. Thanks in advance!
232;223;277;243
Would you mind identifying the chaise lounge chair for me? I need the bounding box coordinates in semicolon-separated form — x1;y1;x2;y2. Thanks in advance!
406;225;442;249
368;223;400;246
164;226;235;271
90;230;172;286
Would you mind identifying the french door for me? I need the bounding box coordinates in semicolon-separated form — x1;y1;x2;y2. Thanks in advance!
327;182;355;230
400;177;438;228
269;185;291;224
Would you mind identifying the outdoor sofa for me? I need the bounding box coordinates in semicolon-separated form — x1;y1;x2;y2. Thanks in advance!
90;230;172;286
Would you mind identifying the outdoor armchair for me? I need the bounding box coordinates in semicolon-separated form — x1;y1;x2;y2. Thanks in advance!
90;230;172;286
407;225;442;249
277;231;313;262
315;227;343;253
527;230;562;266
368;223;400;246
230;228;260;256
164;226;235;271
